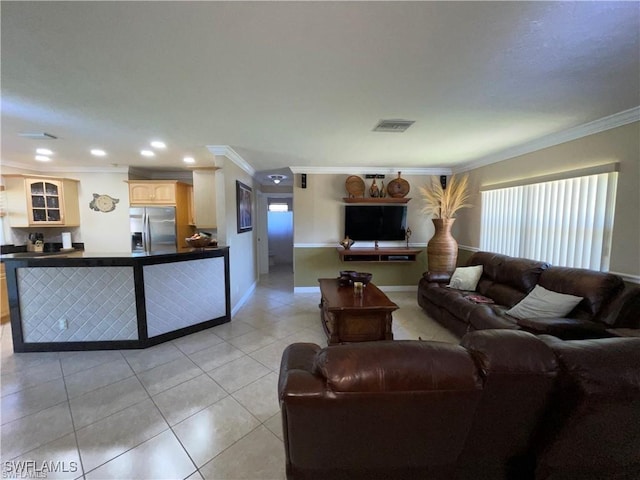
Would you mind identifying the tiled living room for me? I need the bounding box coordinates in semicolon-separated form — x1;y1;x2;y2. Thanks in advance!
0;265;458;480
1;1;639;479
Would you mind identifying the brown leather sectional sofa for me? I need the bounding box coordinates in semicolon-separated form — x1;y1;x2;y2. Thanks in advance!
417;251;640;339
278;330;640;479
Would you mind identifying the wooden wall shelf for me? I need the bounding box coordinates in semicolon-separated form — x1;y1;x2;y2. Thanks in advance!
337;247;422;262
342;197;411;204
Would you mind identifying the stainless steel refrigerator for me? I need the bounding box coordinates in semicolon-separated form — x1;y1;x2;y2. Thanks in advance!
130;206;177;253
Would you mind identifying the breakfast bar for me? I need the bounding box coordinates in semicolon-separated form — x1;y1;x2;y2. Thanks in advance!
2;248;230;352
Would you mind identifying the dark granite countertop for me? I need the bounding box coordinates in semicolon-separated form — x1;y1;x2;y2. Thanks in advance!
1;246;228;264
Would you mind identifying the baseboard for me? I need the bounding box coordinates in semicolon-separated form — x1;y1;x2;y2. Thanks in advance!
231;280;258;316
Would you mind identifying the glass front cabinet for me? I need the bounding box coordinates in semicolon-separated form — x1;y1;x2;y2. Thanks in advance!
2;175;80;227
28;179;63;223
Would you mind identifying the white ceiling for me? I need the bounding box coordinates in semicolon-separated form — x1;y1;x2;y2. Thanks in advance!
2;1;639;185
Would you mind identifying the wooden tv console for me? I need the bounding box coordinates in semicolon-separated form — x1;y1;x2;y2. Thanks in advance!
337;247;422;263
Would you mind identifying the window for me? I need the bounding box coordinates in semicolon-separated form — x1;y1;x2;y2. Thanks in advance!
480;171;618;271
268;203;289;212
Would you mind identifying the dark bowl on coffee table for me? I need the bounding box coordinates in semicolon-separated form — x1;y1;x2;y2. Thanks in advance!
350;272;373;285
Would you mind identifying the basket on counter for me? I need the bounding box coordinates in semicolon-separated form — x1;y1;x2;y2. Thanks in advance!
185;236;214;248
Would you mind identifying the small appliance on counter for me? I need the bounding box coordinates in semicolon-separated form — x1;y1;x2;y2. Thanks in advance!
27;233;44;253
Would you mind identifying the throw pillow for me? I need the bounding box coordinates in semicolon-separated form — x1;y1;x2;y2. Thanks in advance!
506;285;583;319
447;265;483;291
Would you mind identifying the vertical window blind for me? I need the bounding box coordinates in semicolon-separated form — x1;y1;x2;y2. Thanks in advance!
480;172;618;271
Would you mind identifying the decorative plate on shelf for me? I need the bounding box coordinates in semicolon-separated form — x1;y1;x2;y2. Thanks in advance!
386;171;410;198
345;175;365;198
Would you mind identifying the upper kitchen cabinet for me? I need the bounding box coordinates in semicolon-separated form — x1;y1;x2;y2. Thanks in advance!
2;175;80;227
192;169;218;228
127;181;183;205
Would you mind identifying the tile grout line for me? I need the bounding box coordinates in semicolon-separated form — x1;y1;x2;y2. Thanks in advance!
61;359;87;480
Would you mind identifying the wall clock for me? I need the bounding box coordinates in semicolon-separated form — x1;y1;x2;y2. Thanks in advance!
90;193;119;213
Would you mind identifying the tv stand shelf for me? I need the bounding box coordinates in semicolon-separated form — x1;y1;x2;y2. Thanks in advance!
337;247;422;263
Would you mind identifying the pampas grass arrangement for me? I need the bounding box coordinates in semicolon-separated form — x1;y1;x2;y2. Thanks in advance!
420;174;472;219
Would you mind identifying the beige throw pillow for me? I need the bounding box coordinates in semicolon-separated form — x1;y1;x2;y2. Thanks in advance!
506;285;583;319
447;265;483;291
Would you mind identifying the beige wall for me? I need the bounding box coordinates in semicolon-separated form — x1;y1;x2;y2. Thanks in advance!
293;172;436;287
457;121;640;280
293;173;435;246
218;159;258;309
294;247;426;288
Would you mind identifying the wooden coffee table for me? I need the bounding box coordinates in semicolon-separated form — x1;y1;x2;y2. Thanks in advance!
318;278;399;345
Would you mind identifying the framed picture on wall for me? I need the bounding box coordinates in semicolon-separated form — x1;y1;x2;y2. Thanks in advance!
236;180;253;233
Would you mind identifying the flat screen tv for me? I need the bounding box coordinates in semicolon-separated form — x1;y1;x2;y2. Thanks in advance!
344;205;407;241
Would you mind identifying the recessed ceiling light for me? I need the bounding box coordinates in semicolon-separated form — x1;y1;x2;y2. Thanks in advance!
183;156;195;164
35;155;51;162
140;150;155;157
36;148;53;155
150;141;166;149
90;149;107;157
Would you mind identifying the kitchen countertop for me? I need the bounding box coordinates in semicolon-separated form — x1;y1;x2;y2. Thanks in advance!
1;247;227;262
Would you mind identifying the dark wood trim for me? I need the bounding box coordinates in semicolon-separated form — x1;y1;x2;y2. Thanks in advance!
134;262;149;342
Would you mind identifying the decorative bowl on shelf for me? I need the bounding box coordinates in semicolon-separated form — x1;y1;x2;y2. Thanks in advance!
349;272;373;285
185;236;212;248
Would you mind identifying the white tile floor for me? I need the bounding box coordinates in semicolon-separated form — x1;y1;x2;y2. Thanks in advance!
0;265;459;480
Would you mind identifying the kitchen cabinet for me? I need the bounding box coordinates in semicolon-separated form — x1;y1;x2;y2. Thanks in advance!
187;184;195;225
2;175;80;227
1;264;9;324
192;169;218;228
128;181;180;205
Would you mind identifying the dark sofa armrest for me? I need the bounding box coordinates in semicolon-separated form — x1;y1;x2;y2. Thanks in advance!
603;285;640;328
422;271;452;284
516;317;609;340
278;343;325;401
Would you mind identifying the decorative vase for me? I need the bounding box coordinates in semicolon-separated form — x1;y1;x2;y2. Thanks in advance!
339;235;355;250
379;181;387;198
427;218;458;273
369;179;380;197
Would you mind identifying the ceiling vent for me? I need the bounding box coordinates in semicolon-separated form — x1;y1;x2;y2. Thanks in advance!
19;132;58;139
372;119;415;133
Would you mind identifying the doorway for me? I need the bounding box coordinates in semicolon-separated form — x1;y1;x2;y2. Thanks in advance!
258;193;293;275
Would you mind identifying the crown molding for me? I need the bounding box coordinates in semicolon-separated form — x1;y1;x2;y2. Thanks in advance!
454;106;640;173
206;145;255;176
289;166;451;175
0;161;129;174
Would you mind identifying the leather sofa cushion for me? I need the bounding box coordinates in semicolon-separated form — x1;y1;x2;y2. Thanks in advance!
536;338;640;474
467;252;549;306
312;340;481;393
461;330;558;375
517;316;608;340
539;267;624;323
468;252;549;293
